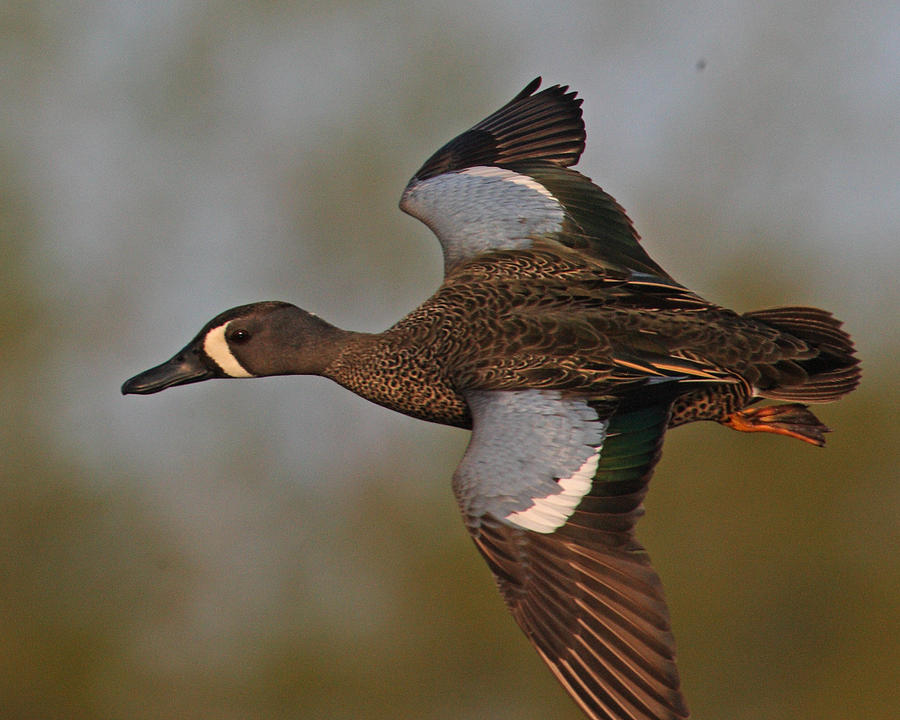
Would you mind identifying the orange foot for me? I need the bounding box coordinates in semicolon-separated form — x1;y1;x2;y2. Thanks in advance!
721;403;830;447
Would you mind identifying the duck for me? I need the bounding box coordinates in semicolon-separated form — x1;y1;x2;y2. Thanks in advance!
122;79;860;720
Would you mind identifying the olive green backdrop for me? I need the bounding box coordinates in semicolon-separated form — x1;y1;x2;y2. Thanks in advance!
2;2;897;719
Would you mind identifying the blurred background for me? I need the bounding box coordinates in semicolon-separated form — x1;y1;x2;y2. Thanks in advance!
2;2;897;719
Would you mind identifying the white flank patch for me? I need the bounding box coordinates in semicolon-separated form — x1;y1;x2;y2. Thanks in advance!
460;166;555;199
203;323;254;378
506;451;600;533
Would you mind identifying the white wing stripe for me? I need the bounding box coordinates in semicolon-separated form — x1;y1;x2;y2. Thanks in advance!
507;451;600;533
459;166;556;198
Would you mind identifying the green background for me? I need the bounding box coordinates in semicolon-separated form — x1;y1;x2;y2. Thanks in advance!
2;2;897;718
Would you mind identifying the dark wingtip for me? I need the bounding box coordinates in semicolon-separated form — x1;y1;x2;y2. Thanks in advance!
410;77;586;182
514;76;543;100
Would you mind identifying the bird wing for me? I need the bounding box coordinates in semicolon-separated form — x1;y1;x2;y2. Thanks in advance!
453;389;689;720
400;78;669;277
410;76;586;180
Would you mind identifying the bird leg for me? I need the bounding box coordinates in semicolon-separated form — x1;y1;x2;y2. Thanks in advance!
721;403;830;447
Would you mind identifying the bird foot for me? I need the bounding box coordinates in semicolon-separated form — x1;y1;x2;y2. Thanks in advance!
721;403;830;447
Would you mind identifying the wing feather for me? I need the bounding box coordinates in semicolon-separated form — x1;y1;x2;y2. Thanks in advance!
402;80;673;277
457;393;689;720
411;77;585;181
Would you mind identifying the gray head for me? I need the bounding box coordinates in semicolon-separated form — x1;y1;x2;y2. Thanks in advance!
121;301;344;395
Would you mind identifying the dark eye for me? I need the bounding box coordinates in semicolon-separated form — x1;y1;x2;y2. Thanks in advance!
230;329;251;344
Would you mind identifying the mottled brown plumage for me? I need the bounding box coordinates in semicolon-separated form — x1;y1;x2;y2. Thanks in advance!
326;240;857;442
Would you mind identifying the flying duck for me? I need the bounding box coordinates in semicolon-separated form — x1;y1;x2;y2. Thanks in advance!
123;79;860;720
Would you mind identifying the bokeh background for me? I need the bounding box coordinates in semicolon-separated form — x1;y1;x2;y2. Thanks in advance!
2;2;898;719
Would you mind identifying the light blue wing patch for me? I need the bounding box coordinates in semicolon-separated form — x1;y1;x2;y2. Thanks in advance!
453;389;609;533
400;166;565;270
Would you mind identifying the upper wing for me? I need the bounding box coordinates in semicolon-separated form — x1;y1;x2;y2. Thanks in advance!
454;389;689;720
400;78;670;278
410;77;586;182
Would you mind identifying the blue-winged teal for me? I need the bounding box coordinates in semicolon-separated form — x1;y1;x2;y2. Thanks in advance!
123;79;859;720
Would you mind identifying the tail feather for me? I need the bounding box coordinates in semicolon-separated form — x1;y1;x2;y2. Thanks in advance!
744;306;860;403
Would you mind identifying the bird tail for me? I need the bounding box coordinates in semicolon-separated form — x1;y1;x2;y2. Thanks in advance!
743;306;860;402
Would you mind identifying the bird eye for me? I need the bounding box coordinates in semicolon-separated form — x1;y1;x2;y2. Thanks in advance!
230;329;251;344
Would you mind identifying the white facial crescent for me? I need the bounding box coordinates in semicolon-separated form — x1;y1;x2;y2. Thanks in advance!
203;323;254;378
